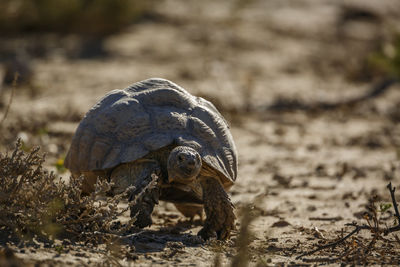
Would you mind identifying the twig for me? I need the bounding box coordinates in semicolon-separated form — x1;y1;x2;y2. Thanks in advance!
387;182;400;224
362;235;377;258
297;182;400;261
0;72;18;127
128;173;159;206
296;223;370;259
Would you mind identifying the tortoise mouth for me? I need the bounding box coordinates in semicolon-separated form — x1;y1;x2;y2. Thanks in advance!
168;175;196;184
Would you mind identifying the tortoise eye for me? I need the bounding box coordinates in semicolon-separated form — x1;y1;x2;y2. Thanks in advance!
178;155;184;162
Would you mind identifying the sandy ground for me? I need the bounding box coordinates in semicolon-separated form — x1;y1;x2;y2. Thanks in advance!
1;0;400;266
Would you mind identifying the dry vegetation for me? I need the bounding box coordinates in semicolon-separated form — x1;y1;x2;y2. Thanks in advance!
296;184;400;265
0;140;140;243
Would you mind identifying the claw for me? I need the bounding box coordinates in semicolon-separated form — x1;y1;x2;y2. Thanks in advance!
198;227;216;240
217;225;232;240
131;202;153;228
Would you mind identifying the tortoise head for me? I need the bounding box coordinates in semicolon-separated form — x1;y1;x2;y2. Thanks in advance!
167;146;202;184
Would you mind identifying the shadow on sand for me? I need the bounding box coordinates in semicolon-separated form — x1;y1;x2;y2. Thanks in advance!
125;219;205;253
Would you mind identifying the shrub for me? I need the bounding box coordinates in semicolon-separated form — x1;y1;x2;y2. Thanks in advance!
0;139;137;242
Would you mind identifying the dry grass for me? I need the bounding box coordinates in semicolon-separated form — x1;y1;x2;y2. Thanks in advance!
230;205;255;267
0;139;144;244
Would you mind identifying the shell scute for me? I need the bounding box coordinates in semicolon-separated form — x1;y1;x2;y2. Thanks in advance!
189;117;218;145
115;112;151;141
153;107;188;131
103;146;122;169
76;129;96;170
121;144;148;163
143;133;173;151
89;138;112;170
135;88;195;110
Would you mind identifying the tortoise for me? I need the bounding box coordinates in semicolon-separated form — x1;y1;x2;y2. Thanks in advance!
64;78;238;240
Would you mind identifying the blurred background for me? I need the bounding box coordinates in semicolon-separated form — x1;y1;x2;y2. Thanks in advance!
0;0;400;166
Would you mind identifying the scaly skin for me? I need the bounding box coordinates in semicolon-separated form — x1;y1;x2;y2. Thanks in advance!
198;176;235;240
110;159;161;228
129;183;160;228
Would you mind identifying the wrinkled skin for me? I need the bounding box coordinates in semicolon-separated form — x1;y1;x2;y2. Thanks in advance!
109;159;161;228
197;177;235;240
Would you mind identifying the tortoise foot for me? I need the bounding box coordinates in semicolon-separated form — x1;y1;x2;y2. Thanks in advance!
199;177;235;240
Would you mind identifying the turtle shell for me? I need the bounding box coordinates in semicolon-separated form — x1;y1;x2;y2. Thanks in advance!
64;78;237;186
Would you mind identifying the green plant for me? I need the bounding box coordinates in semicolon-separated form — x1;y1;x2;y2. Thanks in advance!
54;157;66;174
54;245;64;254
379;203;392;213
368;35;400;79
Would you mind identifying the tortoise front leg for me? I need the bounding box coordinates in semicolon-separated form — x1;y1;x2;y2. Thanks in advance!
110;159;161;228
128;172;160;228
198;176;235;240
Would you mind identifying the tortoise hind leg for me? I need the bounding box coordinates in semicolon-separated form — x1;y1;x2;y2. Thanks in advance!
198;176;235;240
174;203;204;222
110;159;161;228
